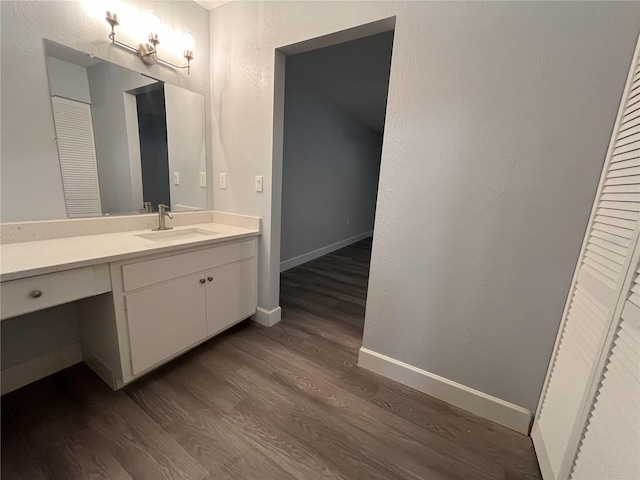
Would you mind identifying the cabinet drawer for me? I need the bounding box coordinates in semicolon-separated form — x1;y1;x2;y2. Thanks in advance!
1;265;111;320
121;239;256;292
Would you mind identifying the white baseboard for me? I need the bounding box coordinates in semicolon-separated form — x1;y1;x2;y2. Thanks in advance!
358;347;533;435
251;306;282;327
280;231;373;272
1;343;82;395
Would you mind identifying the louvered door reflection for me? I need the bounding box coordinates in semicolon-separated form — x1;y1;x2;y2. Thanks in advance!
531;36;640;480
571;265;640;480
51;96;102;217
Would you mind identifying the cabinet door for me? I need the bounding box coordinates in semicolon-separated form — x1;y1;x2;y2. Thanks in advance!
125;274;207;375
206;258;257;336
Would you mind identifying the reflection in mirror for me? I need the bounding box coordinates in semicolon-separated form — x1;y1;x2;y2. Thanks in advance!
44;40;207;217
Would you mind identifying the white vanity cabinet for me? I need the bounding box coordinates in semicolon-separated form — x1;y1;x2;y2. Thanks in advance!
204;258;257;336
125;273;208;375
79;237;258;388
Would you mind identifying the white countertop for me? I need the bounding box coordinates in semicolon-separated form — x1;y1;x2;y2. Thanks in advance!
0;222;259;282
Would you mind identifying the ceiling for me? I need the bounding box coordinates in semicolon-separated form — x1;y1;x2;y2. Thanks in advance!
193;0;233;11
285;30;394;134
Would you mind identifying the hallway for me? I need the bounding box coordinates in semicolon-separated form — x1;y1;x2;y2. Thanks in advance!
2;239;541;479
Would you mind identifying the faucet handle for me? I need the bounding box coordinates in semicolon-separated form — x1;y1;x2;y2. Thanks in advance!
158;204;173;219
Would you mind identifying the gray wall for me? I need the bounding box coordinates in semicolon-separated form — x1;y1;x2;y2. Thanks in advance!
0;0;211;222
45;57;91;104
209;1;640;411
165;83;208;211
281;74;382;264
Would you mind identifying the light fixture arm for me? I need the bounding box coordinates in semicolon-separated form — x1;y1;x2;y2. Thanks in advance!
104;10;193;75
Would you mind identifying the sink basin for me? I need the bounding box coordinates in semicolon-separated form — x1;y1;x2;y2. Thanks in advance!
136;228;219;243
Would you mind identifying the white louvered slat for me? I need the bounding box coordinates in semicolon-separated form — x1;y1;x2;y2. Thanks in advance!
533;36;640;480
594;213;638;231
586;242;626;266
602;183;640;195
604;174;640;186
588;235;628;259
618;122;640;140
598;199;640;212
612;136;640;155
622;108;640;127
630;282;640;308
584;249;624;274
596;207;639;221
625;91;640;111
619;109;640;134
571;270;640;480
611;141;639;158
592;221;635;239
608;157;640;171
606;165;640;178
535;276;611;473
51;96;102;218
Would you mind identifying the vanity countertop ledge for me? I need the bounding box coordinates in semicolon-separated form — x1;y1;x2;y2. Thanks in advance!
0;211;260;282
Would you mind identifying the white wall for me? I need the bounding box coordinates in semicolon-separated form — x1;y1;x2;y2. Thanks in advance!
210;1;640;411
45;57;91;104
0;0;211;222
87;61;157;214
281;74;381;263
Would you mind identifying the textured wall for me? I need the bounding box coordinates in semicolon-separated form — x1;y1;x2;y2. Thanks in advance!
0;0;211;222
45;57;92;104
210;1;640;410
281;74;381;263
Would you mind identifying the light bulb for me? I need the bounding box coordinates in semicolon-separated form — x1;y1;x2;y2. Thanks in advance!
182;31;195;52
182;31;195;60
142;10;161;42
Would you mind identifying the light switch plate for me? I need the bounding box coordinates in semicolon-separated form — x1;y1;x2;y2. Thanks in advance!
199;172;207;188
255;175;263;192
218;173;227;189
173;172;180;185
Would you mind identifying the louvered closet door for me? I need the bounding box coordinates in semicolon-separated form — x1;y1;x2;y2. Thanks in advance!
531;36;640;480
51;96;102;217
571;264;640;480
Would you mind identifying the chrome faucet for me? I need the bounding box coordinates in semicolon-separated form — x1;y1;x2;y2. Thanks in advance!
139;201;152;214
153;204;173;231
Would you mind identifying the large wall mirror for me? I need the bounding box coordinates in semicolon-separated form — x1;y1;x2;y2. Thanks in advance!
44;40;207;217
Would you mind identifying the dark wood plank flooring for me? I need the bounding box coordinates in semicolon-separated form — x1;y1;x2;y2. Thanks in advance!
1;238;541;479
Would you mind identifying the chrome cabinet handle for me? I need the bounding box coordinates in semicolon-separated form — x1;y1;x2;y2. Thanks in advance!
30;290;43;298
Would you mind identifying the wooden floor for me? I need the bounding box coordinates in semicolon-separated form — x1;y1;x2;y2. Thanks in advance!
1;238;541;479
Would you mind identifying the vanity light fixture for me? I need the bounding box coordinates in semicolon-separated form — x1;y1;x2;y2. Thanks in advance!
105;10;194;74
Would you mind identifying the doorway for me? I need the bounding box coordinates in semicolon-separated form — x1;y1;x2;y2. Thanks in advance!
276;23;394;339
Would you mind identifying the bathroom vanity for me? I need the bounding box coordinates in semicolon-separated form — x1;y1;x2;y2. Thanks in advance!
0;211;259;391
